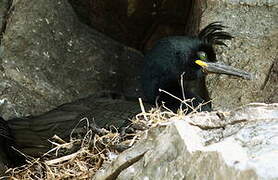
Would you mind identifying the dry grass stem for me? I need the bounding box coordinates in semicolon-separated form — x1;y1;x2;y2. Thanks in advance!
5;89;210;179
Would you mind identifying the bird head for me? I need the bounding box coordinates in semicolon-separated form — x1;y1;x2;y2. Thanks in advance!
193;22;253;79
141;22;252;111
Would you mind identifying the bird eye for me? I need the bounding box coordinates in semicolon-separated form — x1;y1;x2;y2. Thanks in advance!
197;51;207;61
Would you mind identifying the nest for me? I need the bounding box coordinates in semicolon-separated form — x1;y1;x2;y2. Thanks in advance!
3;95;206;179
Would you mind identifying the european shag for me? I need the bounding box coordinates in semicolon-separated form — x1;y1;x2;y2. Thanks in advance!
6;92;148;157
0;92;151;169
0;22;253;170
142;22;252;113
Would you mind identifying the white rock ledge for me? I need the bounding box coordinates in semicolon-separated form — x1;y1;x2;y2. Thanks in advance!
94;103;278;180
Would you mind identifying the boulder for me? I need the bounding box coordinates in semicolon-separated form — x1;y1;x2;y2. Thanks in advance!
0;0;10;34
0;0;143;119
1;0;277;118
94;103;278;180
202;0;278;110
0;1;277;178
68;0;201;51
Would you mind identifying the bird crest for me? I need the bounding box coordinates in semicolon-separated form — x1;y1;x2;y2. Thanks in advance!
198;22;233;46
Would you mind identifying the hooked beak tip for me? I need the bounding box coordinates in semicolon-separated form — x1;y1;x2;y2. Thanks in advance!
201;61;253;80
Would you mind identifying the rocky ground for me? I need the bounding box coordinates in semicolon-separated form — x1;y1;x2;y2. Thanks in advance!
0;0;277;179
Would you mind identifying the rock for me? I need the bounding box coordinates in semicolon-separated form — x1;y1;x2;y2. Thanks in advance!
202;0;278;110
0;0;144;119
0;0;10;35
94;103;278;180
68;0;201;51
229;0;278;6
0;0;276;119
263;59;278;103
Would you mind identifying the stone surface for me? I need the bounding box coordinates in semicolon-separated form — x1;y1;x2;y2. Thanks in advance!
228;0;278;6
0;0;277;178
0;0;144;119
1;0;276;117
0;0;10;37
94;103;278;180
202;0;278;110
263;58;278;103
68;0;201;51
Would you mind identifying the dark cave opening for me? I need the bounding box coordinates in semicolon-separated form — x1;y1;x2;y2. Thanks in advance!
68;0;204;53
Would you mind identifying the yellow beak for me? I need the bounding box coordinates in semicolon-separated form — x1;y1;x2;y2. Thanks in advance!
195;60;208;67
194;60;253;80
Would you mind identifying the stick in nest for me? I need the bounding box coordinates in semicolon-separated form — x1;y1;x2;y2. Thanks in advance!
157;72;213;114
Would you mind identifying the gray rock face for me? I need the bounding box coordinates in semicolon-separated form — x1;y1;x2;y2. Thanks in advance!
202;1;278;110
0;0;10;34
229;0;278;6
0;0;276;119
94;103;278;180
0;0;144;119
0;0;277;178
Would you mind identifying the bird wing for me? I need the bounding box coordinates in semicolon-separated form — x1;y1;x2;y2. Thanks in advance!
7;93;147;157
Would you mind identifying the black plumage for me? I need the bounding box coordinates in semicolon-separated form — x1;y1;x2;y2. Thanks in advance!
198;22;233;46
6;92;147;157
0;92;151;170
141;22;234;112
0;117;13;168
0;22;252;172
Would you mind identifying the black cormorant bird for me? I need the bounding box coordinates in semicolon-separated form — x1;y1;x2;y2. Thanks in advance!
5;92;147;157
0;92;151;171
0;22;253;173
0;117;13;172
142;22;252;113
